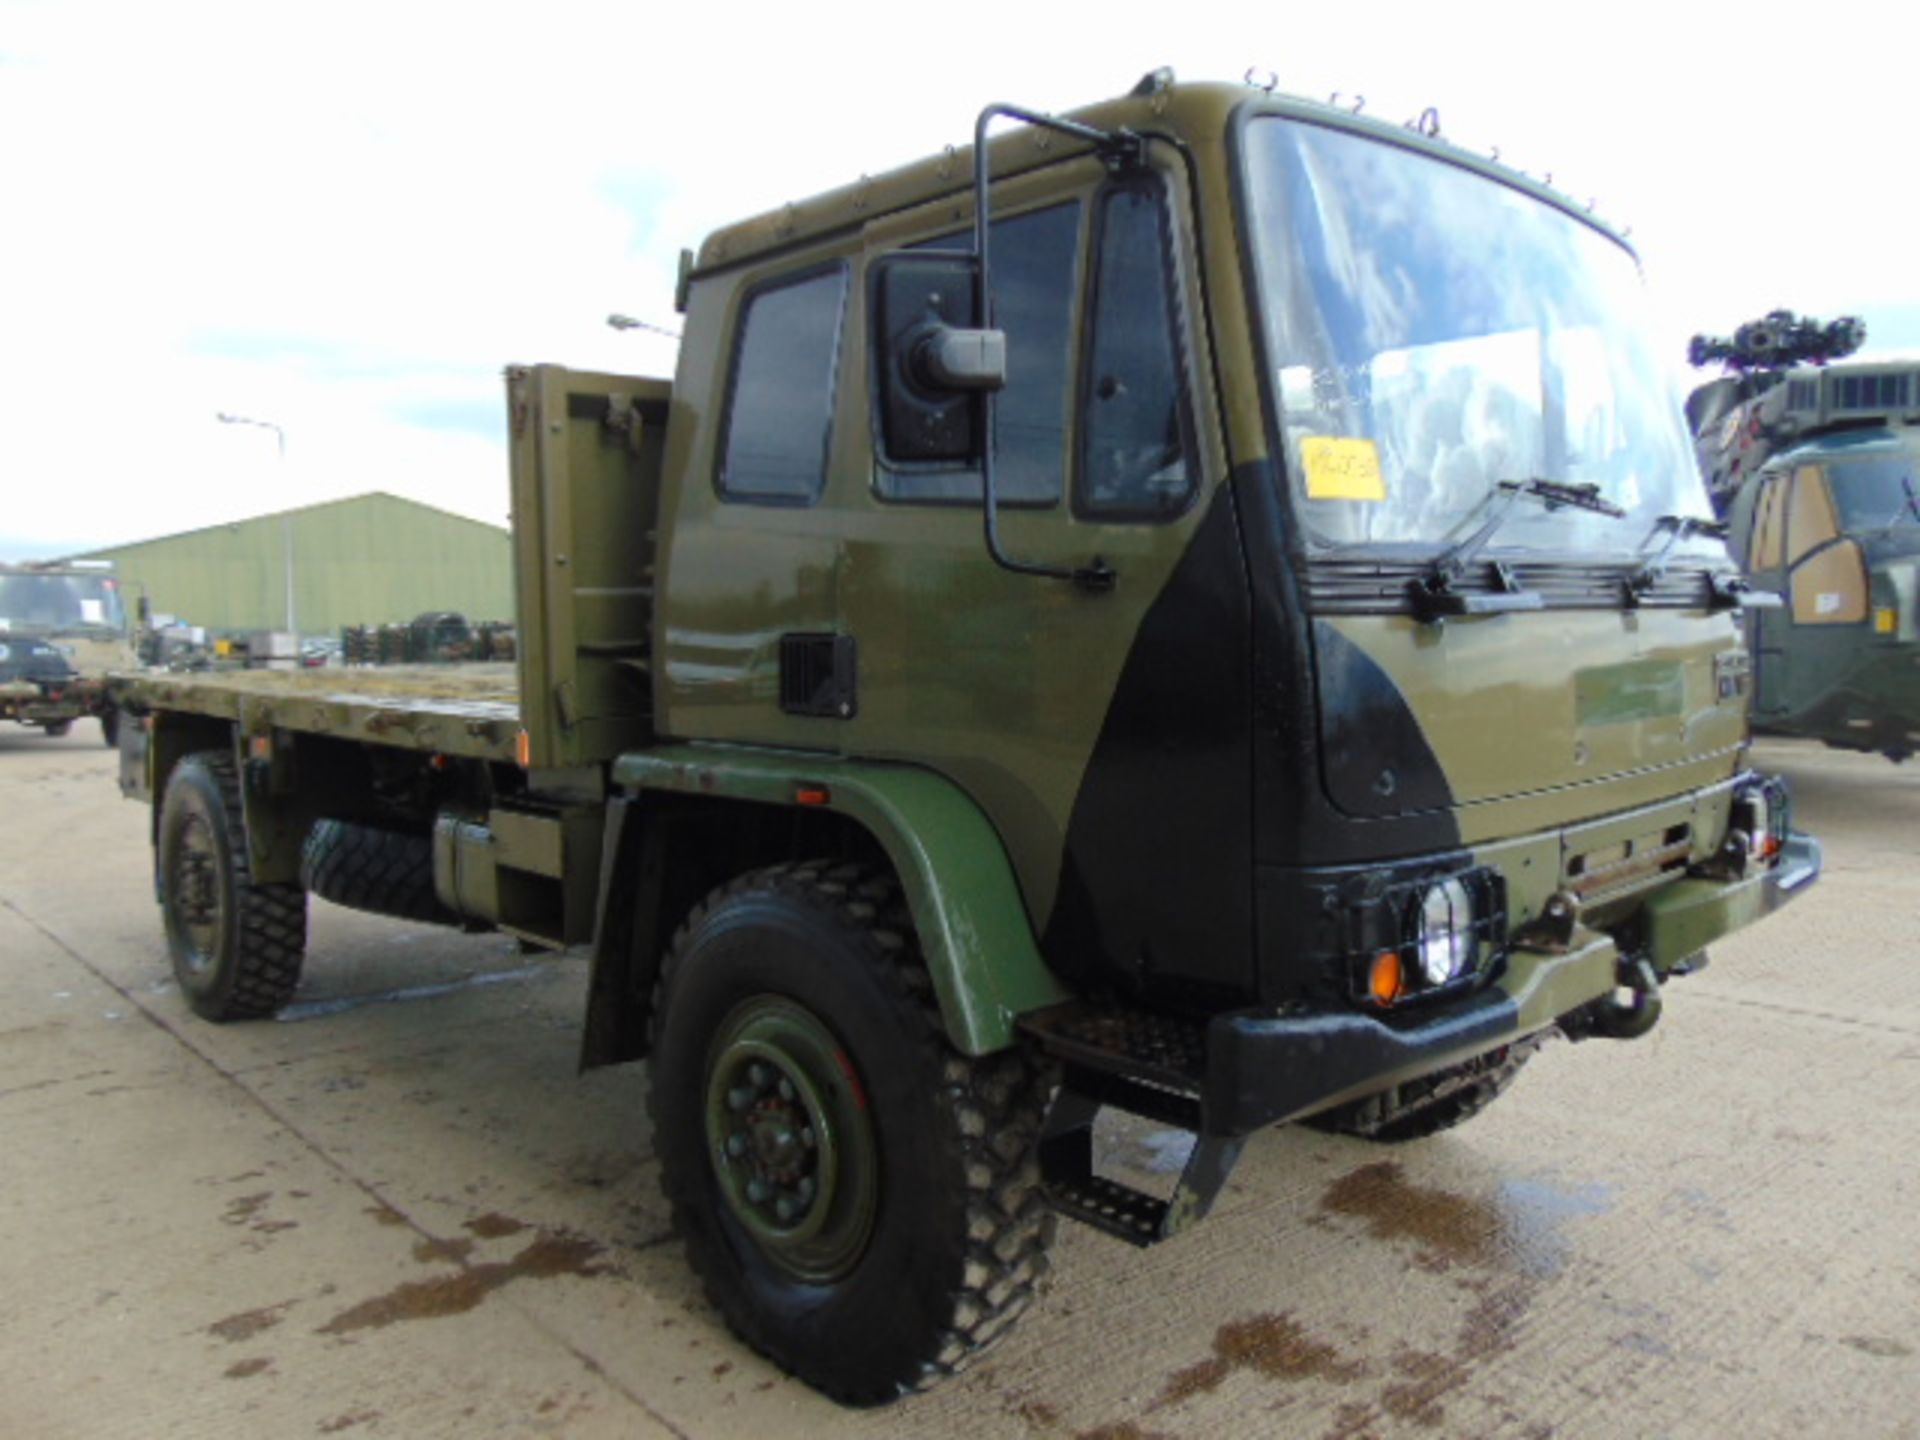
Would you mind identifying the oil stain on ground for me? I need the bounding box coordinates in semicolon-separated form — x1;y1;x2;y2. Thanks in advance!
1154;1313;1369;1409
316;1231;610;1336
207;1299;297;1343
1137;1162;1607;1434
1321;1161;1611;1280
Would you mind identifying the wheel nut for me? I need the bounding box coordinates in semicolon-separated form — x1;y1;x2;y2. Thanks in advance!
746;1179;771;1204
777;1077;796;1102
725;1134;748;1158
775;1197;795;1222
801;1126;816;1149
796;1177;816;1205
727;1086;754;1112
748;1063;770;1090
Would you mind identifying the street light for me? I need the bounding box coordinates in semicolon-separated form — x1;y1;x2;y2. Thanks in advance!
214;412;295;636
606;313;681;339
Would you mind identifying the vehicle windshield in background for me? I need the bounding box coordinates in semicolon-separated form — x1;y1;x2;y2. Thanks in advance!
0;572;126;634
1242;116;1718;561
1823;453;1920;531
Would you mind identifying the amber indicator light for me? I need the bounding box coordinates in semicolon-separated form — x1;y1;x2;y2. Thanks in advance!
1368;950;1405;1005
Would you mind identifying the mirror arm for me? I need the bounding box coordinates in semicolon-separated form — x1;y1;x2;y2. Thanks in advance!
972;102;1138;594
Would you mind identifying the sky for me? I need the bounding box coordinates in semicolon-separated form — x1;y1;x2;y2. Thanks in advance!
3;0;1917;559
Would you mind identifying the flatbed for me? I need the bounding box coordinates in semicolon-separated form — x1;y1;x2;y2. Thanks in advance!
115;664;521;763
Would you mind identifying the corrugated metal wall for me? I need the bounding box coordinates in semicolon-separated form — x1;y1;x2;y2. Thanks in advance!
79;493;512;636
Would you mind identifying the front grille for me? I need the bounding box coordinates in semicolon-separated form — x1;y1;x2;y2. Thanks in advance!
1307;558;1723;616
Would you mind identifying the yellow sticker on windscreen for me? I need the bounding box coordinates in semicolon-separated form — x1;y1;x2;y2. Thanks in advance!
1300;436;1386;501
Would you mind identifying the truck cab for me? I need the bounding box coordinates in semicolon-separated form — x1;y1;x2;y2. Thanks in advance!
1697;358;1920;759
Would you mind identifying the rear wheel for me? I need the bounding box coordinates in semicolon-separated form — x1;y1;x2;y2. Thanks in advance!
648;860;1055;1404
42;719;71;738
157;751;307;1020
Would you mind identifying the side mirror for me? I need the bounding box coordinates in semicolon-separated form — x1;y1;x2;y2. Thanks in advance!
873;251;1002;464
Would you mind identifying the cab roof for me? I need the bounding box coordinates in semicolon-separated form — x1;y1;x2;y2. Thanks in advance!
690;74;1628;279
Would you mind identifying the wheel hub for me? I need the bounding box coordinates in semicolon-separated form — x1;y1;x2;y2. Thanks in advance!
171;813;221;963
704;997;876;1282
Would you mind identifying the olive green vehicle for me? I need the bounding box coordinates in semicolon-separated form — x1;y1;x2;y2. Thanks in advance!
113;73;1819;1403
1689;318;1920;760
0;560;135;742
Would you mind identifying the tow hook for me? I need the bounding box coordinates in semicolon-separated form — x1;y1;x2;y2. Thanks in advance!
1590;955;1663;1040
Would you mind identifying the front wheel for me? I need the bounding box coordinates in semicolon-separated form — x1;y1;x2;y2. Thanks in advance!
157;751;307;1019
99;705;119;748
648;861;1055;1404
42;719;72;738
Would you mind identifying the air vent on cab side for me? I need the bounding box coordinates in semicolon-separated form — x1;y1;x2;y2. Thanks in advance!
780;634;857;719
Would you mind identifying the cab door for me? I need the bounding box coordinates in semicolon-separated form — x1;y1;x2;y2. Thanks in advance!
1738;468;1792;716
1743;462;1870;717
838;151;1251;996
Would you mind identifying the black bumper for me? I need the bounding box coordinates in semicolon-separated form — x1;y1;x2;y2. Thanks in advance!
1201;829;1820;1136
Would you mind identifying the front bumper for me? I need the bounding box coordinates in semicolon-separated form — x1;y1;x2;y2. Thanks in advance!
1201;829;1820;1136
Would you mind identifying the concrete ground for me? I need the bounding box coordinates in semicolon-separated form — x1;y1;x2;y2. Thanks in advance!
0;725;1915;1440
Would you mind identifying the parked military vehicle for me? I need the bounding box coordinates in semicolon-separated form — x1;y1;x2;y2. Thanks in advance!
111;73;1819;1402
1688;312;1920;759
0;560;135;741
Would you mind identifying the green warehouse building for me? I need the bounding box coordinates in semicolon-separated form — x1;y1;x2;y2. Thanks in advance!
75;492;512;638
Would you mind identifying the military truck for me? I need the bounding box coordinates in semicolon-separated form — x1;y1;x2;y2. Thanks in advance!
0;559;135;741
1688;313;1920;759
112;73;1819;1403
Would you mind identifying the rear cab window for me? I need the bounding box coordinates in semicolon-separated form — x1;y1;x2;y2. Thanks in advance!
718;265;851;504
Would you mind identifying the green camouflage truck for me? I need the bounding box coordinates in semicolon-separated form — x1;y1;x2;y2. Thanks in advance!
1688;313;1920;759
1;560;134;742
113;73;1819;1403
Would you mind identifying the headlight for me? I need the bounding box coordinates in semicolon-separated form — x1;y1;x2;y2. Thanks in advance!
1415;877;1475;986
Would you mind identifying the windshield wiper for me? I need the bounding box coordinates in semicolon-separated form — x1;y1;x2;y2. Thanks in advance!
1410;478;1626;621
1626;514;1730;599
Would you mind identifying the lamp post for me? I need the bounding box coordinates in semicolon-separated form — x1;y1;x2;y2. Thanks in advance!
215;412;295;636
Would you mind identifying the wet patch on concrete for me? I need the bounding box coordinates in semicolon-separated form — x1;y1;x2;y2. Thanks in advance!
413;1236;476;1265
364;1202;408;1227
318;1410;381;1433
223;1189;299;1241
1074;1423;1178;1440
1154;1313;1369;1409
1321;1162;1612;1280
208;1299;297;1343
315;1231;610;1336
1841;1335;1913;1358
463;1211;527;1239
223;1356;272;1379
1320;1163;1499;1270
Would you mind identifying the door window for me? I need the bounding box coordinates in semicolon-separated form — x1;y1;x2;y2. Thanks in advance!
1077;183;1196;520
876;203;1082;504
718;265;850;504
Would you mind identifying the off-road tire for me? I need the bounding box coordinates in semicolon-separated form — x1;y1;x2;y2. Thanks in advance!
157;751;307;1020
99;705;118;748
647;860;1056;1405
1301;1041;1537;1143
300;819;457;925
42;719;71;738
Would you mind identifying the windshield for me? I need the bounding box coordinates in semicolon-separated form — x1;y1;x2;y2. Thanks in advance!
1243;116;1718;560
0;571;126;634
1824;452;1920;531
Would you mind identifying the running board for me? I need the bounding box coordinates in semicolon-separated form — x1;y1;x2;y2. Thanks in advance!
1023;1004;1244;1247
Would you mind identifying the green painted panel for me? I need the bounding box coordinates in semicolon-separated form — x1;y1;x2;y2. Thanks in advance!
612;743;1070;1055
